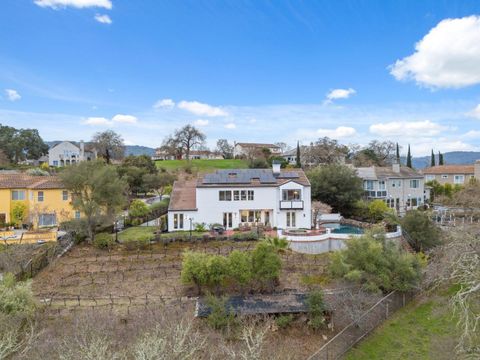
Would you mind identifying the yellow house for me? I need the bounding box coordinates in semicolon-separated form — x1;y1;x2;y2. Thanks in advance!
0;174;79;228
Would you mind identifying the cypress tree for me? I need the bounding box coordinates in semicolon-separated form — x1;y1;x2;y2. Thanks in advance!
295;141;301;168
438;151;444;165
430;149;435;167
406;144;412;168
396;143;400;164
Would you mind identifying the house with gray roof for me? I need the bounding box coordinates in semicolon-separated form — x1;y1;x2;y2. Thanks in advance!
168;162;312;231
356;163;428;214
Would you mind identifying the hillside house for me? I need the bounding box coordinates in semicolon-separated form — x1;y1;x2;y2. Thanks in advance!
167;162;311;231
356;163;427;214
48;141;96;167
422;164;477;185
0;174;79;228
233;142;282;159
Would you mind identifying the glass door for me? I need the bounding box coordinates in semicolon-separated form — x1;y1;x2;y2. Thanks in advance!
223;212;233;229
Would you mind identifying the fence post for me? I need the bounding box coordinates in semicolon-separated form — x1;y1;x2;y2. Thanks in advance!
386;302;389;319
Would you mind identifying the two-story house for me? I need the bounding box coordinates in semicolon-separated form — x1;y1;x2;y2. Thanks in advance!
356;163;426;214
233;142;282;159
422;164;475;185
167;163;311;231
48;141;96;167
0;174;79;228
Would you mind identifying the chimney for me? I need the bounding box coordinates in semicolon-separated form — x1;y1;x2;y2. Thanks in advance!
474;160;480;179
272;160;281;175
392;162;400;173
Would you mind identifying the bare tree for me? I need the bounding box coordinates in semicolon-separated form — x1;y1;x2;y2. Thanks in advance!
91;130;125;164
352;140;397;167
303;137;349;166
173;125;206;160
216;139;234;159
274;142;288;153
160;136;183;160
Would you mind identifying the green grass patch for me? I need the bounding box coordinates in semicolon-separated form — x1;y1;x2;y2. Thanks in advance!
345;293;458;360
155;159;248;172
118;226;157;242
300;274;331;286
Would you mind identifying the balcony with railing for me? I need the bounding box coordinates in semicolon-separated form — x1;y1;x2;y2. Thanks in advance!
365;190;387;198
279;200;304;210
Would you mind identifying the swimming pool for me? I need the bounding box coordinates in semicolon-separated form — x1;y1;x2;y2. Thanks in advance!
323;223;364;234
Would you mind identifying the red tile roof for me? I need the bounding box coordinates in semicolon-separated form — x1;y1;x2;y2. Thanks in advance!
168;179;197;211
422;165;474;175
0;174;65;189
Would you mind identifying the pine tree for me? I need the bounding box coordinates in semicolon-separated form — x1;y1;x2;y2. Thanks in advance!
396;143;400;164
430;149;435;167
295;141;301;168
438;151;444;165
406;144;412;168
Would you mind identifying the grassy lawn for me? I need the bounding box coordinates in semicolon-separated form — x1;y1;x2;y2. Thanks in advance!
117;226;156;241
155;159;248;172
345;289;458;360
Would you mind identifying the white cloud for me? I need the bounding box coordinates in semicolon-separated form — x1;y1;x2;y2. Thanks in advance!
178;100;228;117
194;119;209;126
462;130;480;139
369;120;448;137
153;98;175;109
317;126;356;138
224;123;236;129
94;14;112;24
4;89;21;102
34;0;112;9
83;117;112;126
326;88;356;102
467;104;480;119
112;114;138;124
390;16;480;88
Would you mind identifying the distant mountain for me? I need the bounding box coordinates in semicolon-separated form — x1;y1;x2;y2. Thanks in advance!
124;145;156;157
412;151;480;169
46;141;156;157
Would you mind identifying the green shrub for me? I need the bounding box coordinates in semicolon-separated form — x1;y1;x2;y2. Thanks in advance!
251;242;282;289
93;233;114;250
328;228;423;292
263;236;289;251
205;294;237;330
306;290;326;330
230;231;259;241
129;199;150;218
0;273;36;316
194;222;207;232
227;250;252;288
401;210;441;252
275;314;294;329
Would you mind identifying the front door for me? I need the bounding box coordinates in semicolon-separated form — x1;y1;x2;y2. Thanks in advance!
0;213;5;226
223;212;233;229
264;211;270;225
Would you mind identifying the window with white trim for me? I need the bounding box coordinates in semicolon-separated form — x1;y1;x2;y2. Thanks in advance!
454;175;465;184
39;213;56;227
219;191;232;201
38;191;44;202
247;190;254;200
286;212;296;227
173;214;184;229
62;190;68;201
441;174;448;179
410;179;420;188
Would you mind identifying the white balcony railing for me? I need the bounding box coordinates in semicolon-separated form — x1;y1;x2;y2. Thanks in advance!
280;200;304;210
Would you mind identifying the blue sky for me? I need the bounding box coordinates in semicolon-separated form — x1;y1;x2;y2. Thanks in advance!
2;0;480;155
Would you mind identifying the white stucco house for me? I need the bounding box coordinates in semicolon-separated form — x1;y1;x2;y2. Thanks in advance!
356;163;428;214
233;142;282;158
167;163;312;231
48;141;96;167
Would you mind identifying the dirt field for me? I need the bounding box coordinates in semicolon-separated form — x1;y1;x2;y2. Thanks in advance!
30;240;336;359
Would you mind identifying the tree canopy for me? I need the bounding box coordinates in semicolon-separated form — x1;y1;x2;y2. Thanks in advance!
60;160;127;241
0;124;48;163
91;130;125;164
307;164;364;216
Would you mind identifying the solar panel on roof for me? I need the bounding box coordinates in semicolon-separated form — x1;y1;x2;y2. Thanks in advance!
203;169;279;184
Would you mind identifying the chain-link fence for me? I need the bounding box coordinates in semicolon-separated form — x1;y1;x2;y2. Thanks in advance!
308;291;415;360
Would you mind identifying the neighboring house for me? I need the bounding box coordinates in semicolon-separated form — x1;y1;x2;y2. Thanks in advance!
48;141;96;167
356;163;427;214
233;142;282;158
167;162;312;231
282;148;298;165
0;174;79;228
189;150;224;160
422;164;475;185
152;148;177;161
